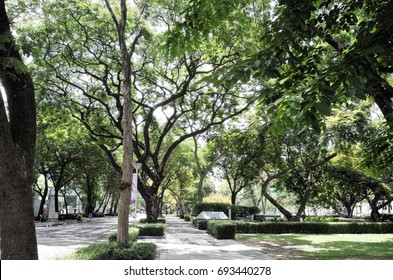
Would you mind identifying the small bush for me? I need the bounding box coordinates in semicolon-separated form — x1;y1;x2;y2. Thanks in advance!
139;218;166;224
67;242;156;260
58;214;77;221
133;223;166;236
196;220;208;230
108;227;140;242
304;216;338;222
184;214;191;222
238;206;260;217
381;214;393;222
207;221;236;239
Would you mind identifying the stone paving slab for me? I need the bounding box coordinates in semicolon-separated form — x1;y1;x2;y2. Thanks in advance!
139;216;273;260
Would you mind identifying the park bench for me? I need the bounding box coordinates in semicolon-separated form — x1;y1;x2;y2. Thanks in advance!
254;214;281;222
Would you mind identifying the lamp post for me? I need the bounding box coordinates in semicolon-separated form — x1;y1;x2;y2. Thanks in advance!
132;162;142;223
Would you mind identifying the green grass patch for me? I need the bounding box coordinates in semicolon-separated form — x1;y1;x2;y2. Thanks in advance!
237;233;393;260
65;242;156;260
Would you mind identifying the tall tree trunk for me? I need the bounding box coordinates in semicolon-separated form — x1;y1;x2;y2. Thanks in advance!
142;193;161;220
0;0;38;259
260;170;293;220
54;188;60;213
105;0;135;243
295;189;311;221
262;186;294;221
35;174;49;220
193;136;206;203
231;191;237;205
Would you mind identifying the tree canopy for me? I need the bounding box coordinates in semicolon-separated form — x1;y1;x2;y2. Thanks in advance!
1;0;393;258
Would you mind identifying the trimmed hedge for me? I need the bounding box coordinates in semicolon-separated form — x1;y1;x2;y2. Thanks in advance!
133;223;166;236
196;220;208;230
139;218;166;224
108;227;140;242
192;202;240;219
233;221;393;234
207;221;236;239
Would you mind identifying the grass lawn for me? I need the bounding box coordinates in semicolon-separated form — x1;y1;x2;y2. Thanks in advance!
236;233;393;260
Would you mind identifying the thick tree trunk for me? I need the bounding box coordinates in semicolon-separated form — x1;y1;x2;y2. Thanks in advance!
295;189;311;221
54;188;60;213
0;0;38;259
231;191;237;205
36;177;49;220
0;159;38;259
144;194;161;220
197;175;206;203
260;171;294;220
262;188;294;221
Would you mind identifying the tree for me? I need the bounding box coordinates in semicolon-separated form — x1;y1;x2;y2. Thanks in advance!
192;134;218;203
104;0;136;244
166;0;393;133
20;0;254;221
0;0;38;259
163;140;198;217
263;132;336;220
208;126;260;205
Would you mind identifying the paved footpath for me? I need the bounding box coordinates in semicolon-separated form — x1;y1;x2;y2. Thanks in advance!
140;216;273;260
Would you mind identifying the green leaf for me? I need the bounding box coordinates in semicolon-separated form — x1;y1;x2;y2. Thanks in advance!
315;96;331;116
269;121;285;137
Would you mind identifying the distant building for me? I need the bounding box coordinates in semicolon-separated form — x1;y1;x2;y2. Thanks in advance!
33;188;84;216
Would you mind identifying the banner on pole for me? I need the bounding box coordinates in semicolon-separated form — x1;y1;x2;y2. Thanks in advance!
130;173;138;204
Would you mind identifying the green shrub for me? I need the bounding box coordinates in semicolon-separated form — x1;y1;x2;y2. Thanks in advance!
67;242;156;260
108;227;140;242
233;221;393;234
207;221;236;239
304;216;338;222
133;223;166;236
139;218;166;224
381;214;393;222
196;220;208;230
192;202;240;219
58;214;77;221
184;214;191;222
238;206;260;217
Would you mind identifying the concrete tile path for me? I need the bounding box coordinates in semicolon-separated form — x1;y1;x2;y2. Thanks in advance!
139;215;273;260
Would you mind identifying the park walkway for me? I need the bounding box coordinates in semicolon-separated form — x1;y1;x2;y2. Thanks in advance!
139;215;273;260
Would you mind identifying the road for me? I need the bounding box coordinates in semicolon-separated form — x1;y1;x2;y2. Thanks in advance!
35;215;150;260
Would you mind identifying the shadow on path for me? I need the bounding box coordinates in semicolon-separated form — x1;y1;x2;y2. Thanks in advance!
139;216;274;260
